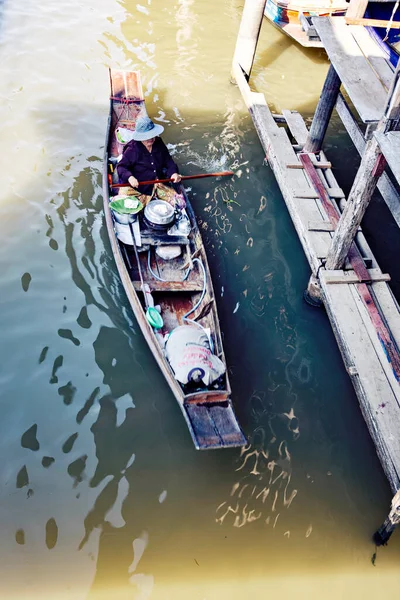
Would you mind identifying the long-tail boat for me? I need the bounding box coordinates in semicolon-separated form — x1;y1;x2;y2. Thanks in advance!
102;70;246;450
264;0;348;47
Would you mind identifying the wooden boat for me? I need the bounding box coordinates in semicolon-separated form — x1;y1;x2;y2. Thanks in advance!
102;70;247;450
365;2;400;67
264;0;348;47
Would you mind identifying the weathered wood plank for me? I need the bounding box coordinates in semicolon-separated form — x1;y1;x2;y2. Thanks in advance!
140;230;190;246
386;64;400;122
294;187;345;199
184;404;220;448
308;220;335;232
323;268;391;284
299;153;341;223
325;137;386;272
282;109;309;146
335;93;400;226
300;152;371;280
371;282;400;351
287;162;332;169
208;405;247;446
356;283;400;381
304;63;342;153
132;280;203;292
345;0;368;20
299;12;318;38
313;154;373;277
374;131;400;184
345;17;400;28
349;25;394;92
232;0;266;79
320;275;400;489
312;17;387;122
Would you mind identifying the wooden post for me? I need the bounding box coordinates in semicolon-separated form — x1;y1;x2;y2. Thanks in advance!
374;489;400;546
231;0;267;81
345;0;368;21
325;140;386;270
303;64;341;154
325;62;400;270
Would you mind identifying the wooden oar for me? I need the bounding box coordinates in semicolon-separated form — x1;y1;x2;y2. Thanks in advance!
111;170;234;188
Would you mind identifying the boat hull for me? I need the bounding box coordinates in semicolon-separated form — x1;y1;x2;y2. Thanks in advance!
102;70;246;450
366;2;400;67
264;0;347;47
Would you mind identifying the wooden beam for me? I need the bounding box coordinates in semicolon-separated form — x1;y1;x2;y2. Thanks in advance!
323;270;391;284
299;12;318;38
132;280;203;292
313;17;388;123
349;26;394;92
232;0;267;81
374;131;400;183
304;64;342;153
345;0;368;20
336;93;400;226
308;220;335;232
295;187;345;199
320;274;400;491
385;61;400;123
345;17;400;28
299;152;370;281
325;139;386;270
282;109;309;146
356;282;400;381
326;63;400;270
287;161;332;169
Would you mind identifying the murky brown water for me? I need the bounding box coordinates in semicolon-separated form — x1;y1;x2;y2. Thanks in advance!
1;1;400;598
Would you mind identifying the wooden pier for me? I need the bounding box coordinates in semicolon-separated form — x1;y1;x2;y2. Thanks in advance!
233;0;400;543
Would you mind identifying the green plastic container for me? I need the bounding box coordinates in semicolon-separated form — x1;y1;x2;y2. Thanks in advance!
146;307;164;329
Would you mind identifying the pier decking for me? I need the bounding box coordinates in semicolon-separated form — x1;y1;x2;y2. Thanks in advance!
232;0;400;539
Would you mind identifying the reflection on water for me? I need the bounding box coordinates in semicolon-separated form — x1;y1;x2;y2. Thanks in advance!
1;0;400;598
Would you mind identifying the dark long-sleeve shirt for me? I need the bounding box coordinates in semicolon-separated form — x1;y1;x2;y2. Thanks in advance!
117;137;179;195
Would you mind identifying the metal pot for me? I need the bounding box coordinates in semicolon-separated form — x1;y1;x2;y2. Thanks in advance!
111;210;138;225
144;200;175;228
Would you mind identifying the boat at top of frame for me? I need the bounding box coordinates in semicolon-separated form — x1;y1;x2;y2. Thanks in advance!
264;0;348;47
102;69;247;450
364;1;400;67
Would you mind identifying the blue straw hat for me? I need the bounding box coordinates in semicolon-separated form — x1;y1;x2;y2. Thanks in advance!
132;116;164;141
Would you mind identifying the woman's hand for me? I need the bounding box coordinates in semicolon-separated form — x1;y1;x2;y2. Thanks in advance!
128;175;139;188
170;173;182;183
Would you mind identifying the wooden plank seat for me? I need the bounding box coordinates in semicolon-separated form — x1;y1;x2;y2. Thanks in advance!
132;280;204;292
140;229;190;246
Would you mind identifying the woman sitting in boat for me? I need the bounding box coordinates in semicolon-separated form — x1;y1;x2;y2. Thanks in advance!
117;115;182;206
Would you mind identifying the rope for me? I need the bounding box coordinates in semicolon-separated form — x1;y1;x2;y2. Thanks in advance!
182;258;214;353
147;252;213;349
383;1;399;42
